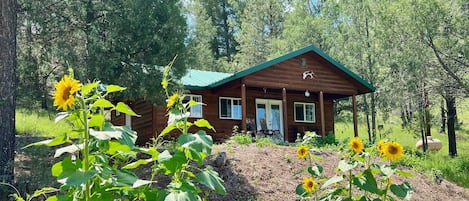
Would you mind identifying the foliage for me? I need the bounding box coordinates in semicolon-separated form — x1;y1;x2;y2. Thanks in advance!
229;133;253;145
295;138;414;200
255;137;275;148
10;64;225;200
16;0;189;107
301;131;338;148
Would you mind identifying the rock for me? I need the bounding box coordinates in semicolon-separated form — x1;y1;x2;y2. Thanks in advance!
215;152;227;167
416;136;442;151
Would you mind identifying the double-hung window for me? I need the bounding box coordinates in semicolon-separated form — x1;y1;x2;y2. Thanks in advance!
294;102;315;123
183;94;203;118
219;97;242;120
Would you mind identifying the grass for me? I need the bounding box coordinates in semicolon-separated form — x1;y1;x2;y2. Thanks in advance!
16;108;73;137
334;98;469;188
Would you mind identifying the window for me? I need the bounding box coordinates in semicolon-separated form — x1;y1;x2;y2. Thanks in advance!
183;94;203;118
219;97;242;119
294;102;315;123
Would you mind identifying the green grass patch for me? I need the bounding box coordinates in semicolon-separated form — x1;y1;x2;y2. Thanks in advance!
16;109;73;137
333;98;469;188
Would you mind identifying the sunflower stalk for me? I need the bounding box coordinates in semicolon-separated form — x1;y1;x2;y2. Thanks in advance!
80;97;91;201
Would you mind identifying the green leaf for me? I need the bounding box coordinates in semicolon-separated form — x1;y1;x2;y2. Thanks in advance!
139;147;160;160
158;150;187;174
390;182;413;199
114;169;138;186
90;129;121;140
133;179;153;188
338;160;357;172
106;85;126;93
353;169;382;195
396;170;414;178
55;112;69;123
82;82;99;96
54;143;83;158
92;99;115;109
193;119;215;131
321;175;344;189
88;115;105;128
165;190;198;201
107;141;132;155
178;131;213;165
295;183;307;197
45;196;58;201
308;165;323;177
65;170;97;186
115;102;140;117
51;156;81;181
380;165;396;177
196;166;226;195
23;133;70;148
160;123;177;137
122;159;152;170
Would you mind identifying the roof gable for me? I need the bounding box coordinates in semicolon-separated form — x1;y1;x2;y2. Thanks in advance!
182;45;376;93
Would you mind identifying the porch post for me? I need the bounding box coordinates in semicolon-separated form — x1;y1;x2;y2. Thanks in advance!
353;94;358;137
241;84;247;132
282;88;288;142
320;91;326;137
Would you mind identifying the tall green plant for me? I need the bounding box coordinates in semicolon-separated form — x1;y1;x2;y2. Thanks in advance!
296;138;414;200
9;63;225;200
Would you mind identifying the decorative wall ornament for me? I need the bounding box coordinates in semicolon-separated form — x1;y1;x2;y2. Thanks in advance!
302;70;316;80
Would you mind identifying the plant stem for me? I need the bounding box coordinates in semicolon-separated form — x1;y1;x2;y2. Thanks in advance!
382;177;391;200
349;169;353;198
81;98;91;201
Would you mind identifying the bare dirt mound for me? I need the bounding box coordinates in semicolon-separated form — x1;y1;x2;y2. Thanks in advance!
207;143;469;201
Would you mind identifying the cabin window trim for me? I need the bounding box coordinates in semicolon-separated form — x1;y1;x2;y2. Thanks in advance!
294;102;316;123
183;94;203;118
219;97;242;120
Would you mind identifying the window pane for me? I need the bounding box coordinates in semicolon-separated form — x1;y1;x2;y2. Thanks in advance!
305;104;314;121
295;104;304;121
220;99;231;118
191;104;202;117
233;100;242;119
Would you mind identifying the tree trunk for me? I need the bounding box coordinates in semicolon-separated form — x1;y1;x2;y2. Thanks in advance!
0;0;18;196
363;95;371;141
445;95;457;157
440;99;446;133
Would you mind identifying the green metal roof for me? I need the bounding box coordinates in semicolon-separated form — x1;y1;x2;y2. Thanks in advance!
182;45;376;93
182;69;233;90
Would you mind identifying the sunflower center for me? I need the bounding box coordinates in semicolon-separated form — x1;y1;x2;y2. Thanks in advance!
352;142;359;149
62;87;72;100
388;145;398;154
307;181;314;188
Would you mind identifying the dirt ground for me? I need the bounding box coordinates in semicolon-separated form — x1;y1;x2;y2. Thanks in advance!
12;137;469;201
207;143;469;201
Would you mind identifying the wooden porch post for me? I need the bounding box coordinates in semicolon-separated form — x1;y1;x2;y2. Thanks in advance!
241;84;247;132
353;94;358;137
320;91;326;137
282;88;288;142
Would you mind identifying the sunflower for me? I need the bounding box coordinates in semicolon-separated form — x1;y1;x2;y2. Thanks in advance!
349;137;364;154
53;75;81;111
166;93;179;108
297;145;309;159
377;139;386;154
302;177;318;193
382;141;404;161
161;79;168;89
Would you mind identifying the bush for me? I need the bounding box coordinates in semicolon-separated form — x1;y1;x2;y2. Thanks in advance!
301;131;338;148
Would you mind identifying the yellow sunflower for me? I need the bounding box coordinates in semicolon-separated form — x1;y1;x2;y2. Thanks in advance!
53;75;81;111
377;139;386;154
302;177;318;193
382;141;404;161
161;79;168;89
297;145;309;159
349;137;364;154
166;93;179;108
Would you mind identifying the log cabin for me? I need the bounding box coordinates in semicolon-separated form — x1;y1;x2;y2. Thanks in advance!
112;45;376;144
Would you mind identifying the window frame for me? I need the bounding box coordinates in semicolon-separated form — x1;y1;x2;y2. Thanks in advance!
294;102;316;123
183;94;203;118
219;97;242;120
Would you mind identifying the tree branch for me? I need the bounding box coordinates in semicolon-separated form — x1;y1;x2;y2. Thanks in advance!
426;35;469;93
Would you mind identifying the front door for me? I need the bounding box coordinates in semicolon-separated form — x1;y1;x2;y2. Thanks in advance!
255;99;283;139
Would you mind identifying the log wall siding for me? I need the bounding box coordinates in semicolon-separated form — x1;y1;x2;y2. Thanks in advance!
244;52;362;95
